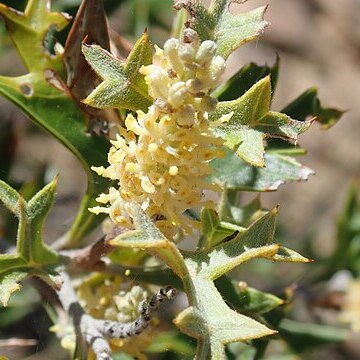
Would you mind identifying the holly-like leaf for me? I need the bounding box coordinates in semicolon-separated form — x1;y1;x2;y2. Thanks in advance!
178;0;268;59
210;77;312;166
0;0;112;247
82;32;152;111
282;87;344;129
110;204;308;358
174;278;276;359
208;148;314;192
109;202;188;278
193;207;310;281
0;0;70;73
0;179;61;306
212;58;279;101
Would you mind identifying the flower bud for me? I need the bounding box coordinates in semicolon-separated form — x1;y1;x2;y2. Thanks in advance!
209;55;226;82
164;38;184;76
168;81;187;108
183;28;198;44
196;40;217;66
149;67;170;99
178;43;195;63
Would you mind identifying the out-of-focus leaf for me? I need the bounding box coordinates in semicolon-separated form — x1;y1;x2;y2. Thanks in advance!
212;58;279;101
0;118;16;181
208;148;314;192
0;270;28;307
0;179;61;306
210;77;312;166
329;181;360;274
82;32;152;111
129;0;173;37
0;282;40;327
279;319;349;353
282;87;344;129
147;331;195;358
266;138;307;156
215;276;284;315
177;0;268;59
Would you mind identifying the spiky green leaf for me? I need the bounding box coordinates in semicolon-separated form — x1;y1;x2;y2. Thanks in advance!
282;87;344;129
209;149;314;192
0;0;69;73
82;32;152;111
180;1;268;59
210;77;311;166
0;180;61;306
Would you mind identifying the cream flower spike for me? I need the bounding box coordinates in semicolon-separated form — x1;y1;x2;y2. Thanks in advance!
89;28;231;239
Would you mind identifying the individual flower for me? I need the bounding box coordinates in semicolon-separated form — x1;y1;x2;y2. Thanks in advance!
90;29;231;238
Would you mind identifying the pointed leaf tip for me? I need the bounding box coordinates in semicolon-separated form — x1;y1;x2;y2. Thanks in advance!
82;33;152;111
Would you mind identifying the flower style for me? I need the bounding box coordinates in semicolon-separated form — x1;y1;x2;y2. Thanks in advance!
90;29;231;238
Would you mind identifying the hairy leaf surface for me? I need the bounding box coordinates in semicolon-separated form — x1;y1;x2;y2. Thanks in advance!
210;77;312;166
0;180;61;306
82;32;152;111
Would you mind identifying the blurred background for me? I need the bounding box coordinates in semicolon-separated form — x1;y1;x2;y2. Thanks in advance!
0;0;359;359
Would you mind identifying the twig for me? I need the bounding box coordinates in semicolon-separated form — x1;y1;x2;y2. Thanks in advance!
0;338;37;347
57;271;176;360
59;236;113;273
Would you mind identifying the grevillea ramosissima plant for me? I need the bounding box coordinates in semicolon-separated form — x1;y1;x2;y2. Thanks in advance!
0;0;345;359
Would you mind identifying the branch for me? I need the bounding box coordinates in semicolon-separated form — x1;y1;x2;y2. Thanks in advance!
57;271;176;360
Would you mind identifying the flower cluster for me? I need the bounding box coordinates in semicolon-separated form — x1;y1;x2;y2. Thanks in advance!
79;278;154;360
90;29;230;238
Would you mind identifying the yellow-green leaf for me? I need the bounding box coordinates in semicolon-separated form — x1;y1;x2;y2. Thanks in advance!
0;0;70;72
0;179;61;306
210;77;312;166
178;0;268;59
82;32;152;111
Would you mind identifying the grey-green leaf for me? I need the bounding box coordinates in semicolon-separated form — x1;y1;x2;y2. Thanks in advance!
82;32;152;111
183;1;268;60
208;149;314;192
210;77;311;166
